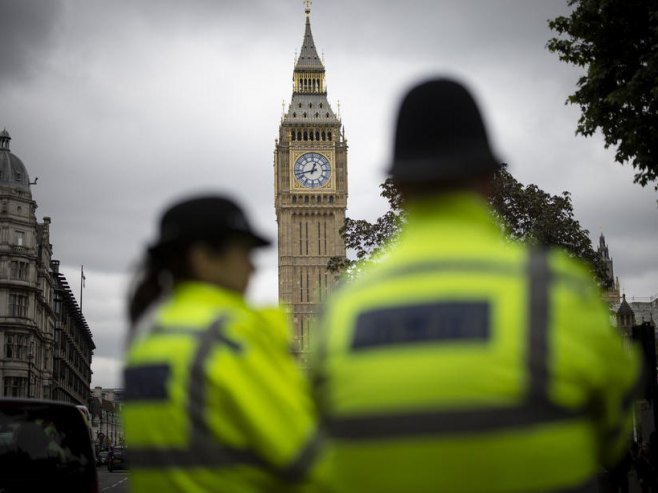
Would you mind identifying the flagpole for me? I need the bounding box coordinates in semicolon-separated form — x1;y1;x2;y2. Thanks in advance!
80;265;84;311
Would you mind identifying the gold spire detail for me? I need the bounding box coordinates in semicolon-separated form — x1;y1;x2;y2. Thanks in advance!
305;0;312;17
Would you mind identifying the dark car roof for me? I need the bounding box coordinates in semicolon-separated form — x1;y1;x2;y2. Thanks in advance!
0;398;99;492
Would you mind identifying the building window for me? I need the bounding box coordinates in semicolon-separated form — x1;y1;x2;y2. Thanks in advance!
15;231;24;246
3;377;26;397
4;333;28;359
9;293;29;317
10;261;28;280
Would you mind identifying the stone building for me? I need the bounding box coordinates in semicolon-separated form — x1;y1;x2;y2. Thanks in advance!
597;233;621;305
89;386;123;451
0;129;94;403
274;2;347;356
627;295;658;327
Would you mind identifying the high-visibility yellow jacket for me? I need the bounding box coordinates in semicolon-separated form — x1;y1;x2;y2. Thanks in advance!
311;192;642;493
123;282;323;493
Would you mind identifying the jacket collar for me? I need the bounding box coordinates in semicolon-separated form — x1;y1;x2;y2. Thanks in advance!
404;191;502;234
172;281;247;308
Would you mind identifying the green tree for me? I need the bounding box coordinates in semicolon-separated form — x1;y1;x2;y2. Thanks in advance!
327;177;403;278
329;167;609;287
547;0;658;190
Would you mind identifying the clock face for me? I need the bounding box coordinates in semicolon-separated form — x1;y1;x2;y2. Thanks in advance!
294;152;331;188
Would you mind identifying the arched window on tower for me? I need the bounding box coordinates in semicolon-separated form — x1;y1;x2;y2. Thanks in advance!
297;131;302;140
304;131;308;141
315;131;320;140
291;131;295;141
328;131;332;141
322;131;326;141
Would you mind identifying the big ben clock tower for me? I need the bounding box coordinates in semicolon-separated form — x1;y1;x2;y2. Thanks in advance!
274;1;347;357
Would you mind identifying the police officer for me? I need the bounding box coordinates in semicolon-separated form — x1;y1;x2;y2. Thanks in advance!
311;79;642;493
123;194;323;493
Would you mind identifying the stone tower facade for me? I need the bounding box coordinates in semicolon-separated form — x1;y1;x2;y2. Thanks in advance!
597;233;620;305
274;3;347;356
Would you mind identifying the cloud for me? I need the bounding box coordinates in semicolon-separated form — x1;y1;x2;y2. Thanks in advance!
90;356;124;389
0;0;62;86
2;0;656;390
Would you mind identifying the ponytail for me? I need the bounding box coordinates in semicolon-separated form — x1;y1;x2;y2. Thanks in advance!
127;243;194;328
127;257;167;328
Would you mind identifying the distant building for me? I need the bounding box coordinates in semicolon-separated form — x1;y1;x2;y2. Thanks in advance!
88;386;123;450
627;295;658;327
597;233;620;305
616;294;636;338
0;129;94;403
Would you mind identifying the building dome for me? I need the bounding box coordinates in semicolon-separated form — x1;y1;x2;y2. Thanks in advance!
0;129;31;191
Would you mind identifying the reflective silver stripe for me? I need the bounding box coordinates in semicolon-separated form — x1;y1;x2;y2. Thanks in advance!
528;247;550;402
130;316;318;482
128;443;265;469
327;402;581;439
336;258;590;294
279;431;324;483
131;317;262;471
353;260;522;290
326;249;583;439
188;317;239;434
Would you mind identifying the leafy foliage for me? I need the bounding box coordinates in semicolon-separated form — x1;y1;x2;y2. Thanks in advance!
327;178;404;278
329;168;609;286
490;166;609;285
547;0;658;190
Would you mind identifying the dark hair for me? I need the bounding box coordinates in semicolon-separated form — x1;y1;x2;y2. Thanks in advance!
126;239;227;327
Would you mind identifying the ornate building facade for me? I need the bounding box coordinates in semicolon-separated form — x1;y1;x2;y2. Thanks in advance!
0;129;94;404
597;233;620;305
274;3;347;355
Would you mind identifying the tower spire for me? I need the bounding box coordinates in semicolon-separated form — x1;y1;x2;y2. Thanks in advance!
295;0;323;72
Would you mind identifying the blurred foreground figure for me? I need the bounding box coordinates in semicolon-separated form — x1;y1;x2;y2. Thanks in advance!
123;194;322;493
311;79;642;493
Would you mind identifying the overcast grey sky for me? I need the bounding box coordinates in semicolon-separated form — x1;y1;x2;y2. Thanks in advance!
1;0;657;388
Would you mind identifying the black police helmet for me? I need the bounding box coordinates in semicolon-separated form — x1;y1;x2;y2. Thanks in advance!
148;194;270;257
388;78;502;183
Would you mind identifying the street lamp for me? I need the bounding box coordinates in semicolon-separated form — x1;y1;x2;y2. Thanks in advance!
27;352;34;398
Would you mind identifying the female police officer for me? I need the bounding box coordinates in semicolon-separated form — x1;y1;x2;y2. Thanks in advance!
123;194;322;493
